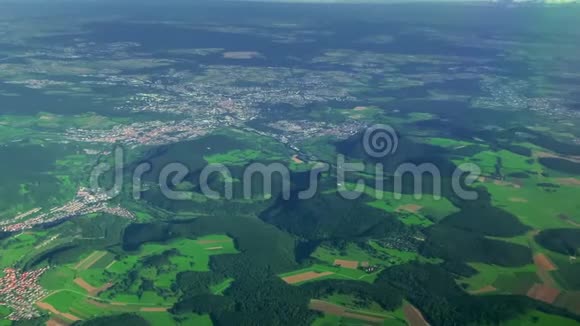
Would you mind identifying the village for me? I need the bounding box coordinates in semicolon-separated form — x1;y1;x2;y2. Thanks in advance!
0;187;135;233
0;267;49;320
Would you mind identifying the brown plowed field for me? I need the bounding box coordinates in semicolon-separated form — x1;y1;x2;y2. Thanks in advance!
309;300;384;324
534;254;557;272
333;259;359;269
403;303;430;326
282;271;334;284
396;204;423;213
36;302;81;322
46;318;69;326
526;283;561;304
140;307;168;312
74;278;113;296
555;178;580;186
291;155;304;164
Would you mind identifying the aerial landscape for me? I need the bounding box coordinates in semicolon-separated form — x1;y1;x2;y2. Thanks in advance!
0;0;580;325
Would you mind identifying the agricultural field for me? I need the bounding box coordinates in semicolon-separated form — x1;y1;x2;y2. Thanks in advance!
0;306;12;325
459;262;539;293
309;294;408;326
138;311;212;326
481;176;580;229
34;234;238;321
312;241;426;270
280;262;379;285
210;278;234;295
102;235;238;304
0;233;45;269
366;193;459;225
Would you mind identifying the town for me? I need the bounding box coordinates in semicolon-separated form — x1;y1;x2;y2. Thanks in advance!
0;187;135;233
65;120;215;148
0;267;49;320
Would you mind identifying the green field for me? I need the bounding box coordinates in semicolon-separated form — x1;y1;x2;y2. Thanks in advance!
0;306;12;325
210;278;234;295
109;235;237;275
367;193;459;225
459;262;538;292
312;240;427;273
311;294;407;326
36;234;239;318
313;243;377;266
367;241;428;266
41;290;148;320
103;235;238;304
139;311;213;326
422;136;475;149
204;149;263;165
0;232;42;269
138;312;213;326
205;128;289;166
482;179;580;229
337;182;460;226
279;263;378;285
452;148;543;176
40;265;89;293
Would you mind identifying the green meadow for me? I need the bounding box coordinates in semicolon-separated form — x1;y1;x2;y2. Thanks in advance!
0;231;49;269
482;177;580;229
210;278;234;295
453;149;543;176
422;136;475;149
40;266;89;294
42;290;149;320
339;182;459;226
313;243;377;265
367;192;459;224
0;306;12;325
311;293;407;326
459;262;538;292
204;149;264;165
139;311;213;326
36;234;239;319
102;235;238;304
110;235;237;275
